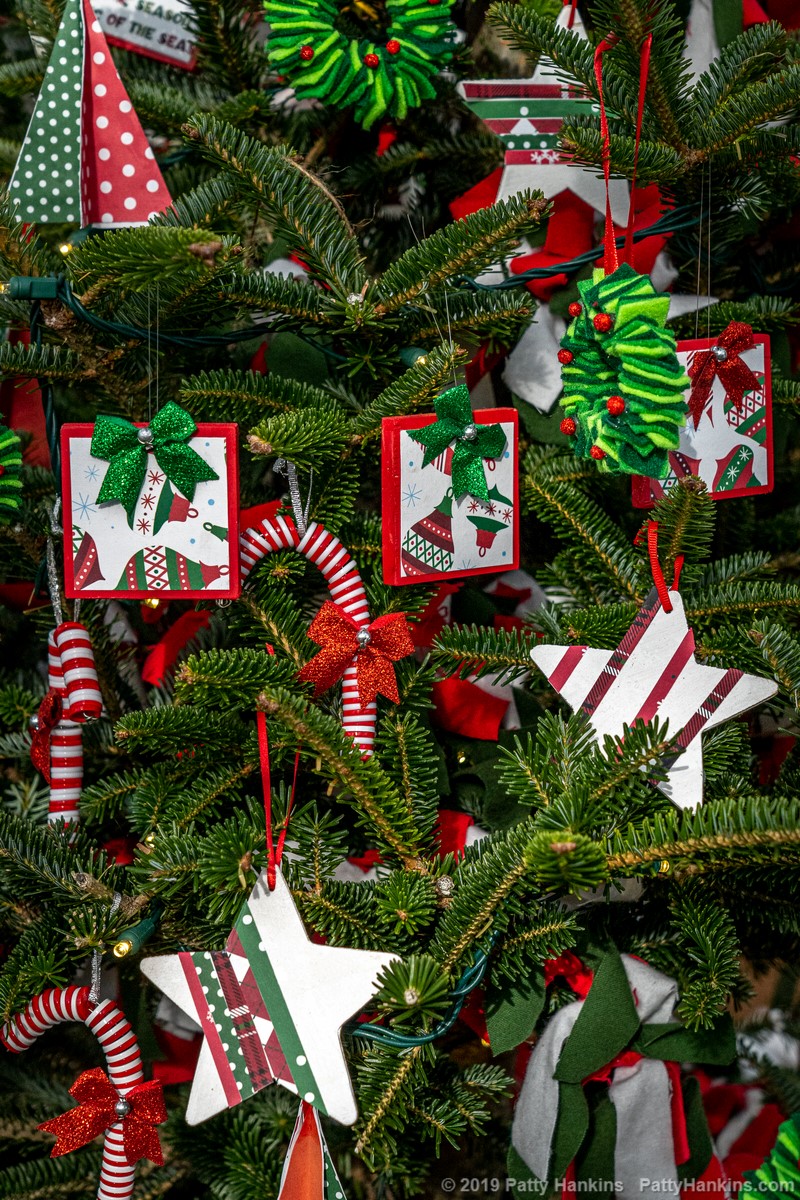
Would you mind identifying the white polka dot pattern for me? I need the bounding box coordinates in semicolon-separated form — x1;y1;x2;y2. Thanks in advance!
80;0;171;226
0;987;145;1200
239;517;377;755
8;0;84;223
7;0;171;227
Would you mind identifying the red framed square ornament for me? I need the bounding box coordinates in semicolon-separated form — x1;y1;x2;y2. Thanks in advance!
632;333;773;506
62;422;240;600
382;409;519;585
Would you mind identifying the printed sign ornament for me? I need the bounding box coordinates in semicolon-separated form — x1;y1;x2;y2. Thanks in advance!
530;564;777;810
558;265;689;476
8;0;171;227
409;385;506;502
298;601;414;706
687;321;761;425
141;867;398;1126
0;986;163;1200
265;0;457;129
91;402;218;527
632;331;773;504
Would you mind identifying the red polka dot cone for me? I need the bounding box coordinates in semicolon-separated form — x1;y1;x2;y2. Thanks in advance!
8;0;171;227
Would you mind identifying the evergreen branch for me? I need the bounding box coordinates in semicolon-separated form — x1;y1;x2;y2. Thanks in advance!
693;68;800;153
689;21;788;124
219;272;330;324
559;126;686;184
0;340;81;381
255;687;428;866
376;192;549;312
431;625;535;687
247;409;353;471
179;368;342;426
352;344;466;439
686;581;800;621
183;119;367;294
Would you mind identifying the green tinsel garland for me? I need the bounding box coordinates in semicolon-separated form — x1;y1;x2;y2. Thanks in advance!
265;0;457;129
741;1111;800;1195
558;264;689;477
0;422;22;524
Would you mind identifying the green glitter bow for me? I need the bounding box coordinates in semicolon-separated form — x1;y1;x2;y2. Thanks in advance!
410;385;506;501
91;402;218;527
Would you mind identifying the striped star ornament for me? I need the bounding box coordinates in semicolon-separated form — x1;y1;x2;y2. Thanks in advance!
531;587;777;810
141;869;397;1125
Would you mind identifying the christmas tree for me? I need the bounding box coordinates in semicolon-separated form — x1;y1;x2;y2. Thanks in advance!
1;0;800;1197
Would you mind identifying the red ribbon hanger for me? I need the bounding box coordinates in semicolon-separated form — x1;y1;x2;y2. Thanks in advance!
257;709;301;891
634;520;684;613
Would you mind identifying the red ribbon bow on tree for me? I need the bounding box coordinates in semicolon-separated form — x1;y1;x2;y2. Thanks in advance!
298;602;414;706
38;1068;167;1165
29;691;63;780
688;321;761;425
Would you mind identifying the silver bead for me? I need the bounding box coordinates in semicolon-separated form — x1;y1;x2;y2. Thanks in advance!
712;345;728;363
114;1099;131;1118
461;423;478;442
403;987;421;1005
137;427;154;446
356;628;372;647
436;874;454;897
347;293;362;305
29;714;40;732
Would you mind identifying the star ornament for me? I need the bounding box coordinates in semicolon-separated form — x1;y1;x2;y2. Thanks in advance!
141;869;398;1126
530;588;777;810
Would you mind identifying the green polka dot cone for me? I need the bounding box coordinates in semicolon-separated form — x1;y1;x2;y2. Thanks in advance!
265;0;457;129
9;0;84;224
559;264;689;477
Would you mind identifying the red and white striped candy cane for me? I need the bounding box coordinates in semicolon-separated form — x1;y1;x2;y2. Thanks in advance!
240;515;376;754
52;622;103;721
47;631;83;824
0;987;145;1200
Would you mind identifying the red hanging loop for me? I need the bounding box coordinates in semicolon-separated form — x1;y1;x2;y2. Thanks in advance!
623;33;653;264
256;709;301;891
634;520;676;612
593;36;619;275
564;0;579;28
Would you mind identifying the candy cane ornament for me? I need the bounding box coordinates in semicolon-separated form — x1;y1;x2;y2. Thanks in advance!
240;515;378;754
39;622;102;823
0;987;165;1200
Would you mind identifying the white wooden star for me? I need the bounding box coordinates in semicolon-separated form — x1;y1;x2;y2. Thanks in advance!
531;588;777;809
141;868;398;1125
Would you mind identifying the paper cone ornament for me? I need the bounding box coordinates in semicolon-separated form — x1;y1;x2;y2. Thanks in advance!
9;0;171;227
278;1102;347;1200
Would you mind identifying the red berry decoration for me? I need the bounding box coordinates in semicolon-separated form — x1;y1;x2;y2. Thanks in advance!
606;395;625;416
299;45;314;61
386;39;401;54
560;417;577;436
364;53;380;68
593;313;613;333
590;445;606;460
568;302;582;318
557;349;574;365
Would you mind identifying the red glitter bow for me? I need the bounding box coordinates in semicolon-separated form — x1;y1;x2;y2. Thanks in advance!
39;1068;166;1165
29;691;63;780
688;321;761;425
298;601;415;706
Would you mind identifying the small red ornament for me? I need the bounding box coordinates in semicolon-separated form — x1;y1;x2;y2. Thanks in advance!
606;395;625;416
560;417;577;436
568;302;582;318
593;313;613;333
590;445;606;460
364;52;380;68
386;39;401;54
557;349;574;365
299;45;314;61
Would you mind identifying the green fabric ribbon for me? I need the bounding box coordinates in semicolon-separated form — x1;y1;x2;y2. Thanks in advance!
91;402;219;527
409;384;507;501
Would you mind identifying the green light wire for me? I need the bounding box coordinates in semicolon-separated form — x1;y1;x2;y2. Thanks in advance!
350;946;490;1049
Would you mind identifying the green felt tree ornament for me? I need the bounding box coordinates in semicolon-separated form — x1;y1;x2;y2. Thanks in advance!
741;1112;800;1195
265;0;458;129
557;264;689;476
